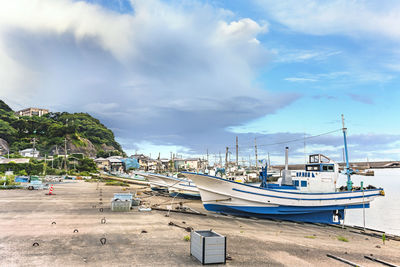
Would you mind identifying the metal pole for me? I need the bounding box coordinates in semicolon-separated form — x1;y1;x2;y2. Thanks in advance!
342;114;353;191
361;181;365;231
206;149;209;167
342;209;346;229
236;136;238;166
64;138;68;172
225;147;229;170
285;147;289;171
255;138;258;169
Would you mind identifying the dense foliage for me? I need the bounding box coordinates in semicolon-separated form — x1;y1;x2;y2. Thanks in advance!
0;156;98;176
0;100;124;156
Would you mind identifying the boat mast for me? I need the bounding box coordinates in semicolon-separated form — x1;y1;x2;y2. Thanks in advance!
342;114;353;191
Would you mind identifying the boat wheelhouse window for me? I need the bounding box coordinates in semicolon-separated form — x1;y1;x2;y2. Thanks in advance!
301;181;307;187
322;164;334;172
294;180;299;186
309;155;319;163
306;165;319;171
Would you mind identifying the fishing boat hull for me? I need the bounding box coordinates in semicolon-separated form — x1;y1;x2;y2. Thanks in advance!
183;172;383;224
136;172;200;199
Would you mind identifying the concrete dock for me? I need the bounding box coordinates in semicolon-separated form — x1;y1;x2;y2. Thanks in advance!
0;181;399;266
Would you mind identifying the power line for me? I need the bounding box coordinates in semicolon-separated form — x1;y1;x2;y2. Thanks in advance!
227;128;342;150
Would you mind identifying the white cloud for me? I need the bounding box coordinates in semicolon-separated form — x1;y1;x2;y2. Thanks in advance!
274;49;342;63
254;0;400;41
0;0;297;153
284;71;392;84
285;77;317;82
216;18;268;44
122;140;192;158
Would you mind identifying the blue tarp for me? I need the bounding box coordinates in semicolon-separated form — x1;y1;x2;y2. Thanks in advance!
121;158;140;170
15;176;29;183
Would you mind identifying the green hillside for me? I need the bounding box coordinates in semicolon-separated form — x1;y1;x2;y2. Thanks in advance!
0;100;125;157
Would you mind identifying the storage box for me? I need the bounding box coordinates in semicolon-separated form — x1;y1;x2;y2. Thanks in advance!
111;199;131;212
131;198;141;206
113;193;134;201
190;230;226;265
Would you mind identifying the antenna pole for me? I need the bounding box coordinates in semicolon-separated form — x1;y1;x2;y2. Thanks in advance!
236;136;239;166
342;114;353;191
206;149;209;167
225;147;229;170
64;137;68;172
255;138;258;169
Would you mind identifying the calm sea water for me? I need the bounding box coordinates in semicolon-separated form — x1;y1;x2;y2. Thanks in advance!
337;169;400;235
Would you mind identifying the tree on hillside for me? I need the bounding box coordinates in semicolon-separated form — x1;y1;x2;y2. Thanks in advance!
0;100;13;112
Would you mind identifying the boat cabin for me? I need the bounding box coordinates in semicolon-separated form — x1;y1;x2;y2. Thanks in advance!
292;154;339;193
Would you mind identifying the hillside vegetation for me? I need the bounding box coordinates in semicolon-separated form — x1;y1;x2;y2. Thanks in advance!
0;100;124;157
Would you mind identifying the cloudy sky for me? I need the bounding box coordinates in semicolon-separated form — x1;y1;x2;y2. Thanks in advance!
1;0;400;164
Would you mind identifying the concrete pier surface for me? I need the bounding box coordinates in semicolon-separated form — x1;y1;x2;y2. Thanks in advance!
0;181;399;266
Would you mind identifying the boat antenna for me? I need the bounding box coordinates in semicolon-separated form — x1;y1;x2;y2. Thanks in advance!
341;114;353;191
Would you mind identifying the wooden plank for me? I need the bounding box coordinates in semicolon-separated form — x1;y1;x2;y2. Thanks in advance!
327;254;362;267
364;256;399;267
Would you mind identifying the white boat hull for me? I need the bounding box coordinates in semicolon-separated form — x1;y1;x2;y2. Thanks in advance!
183;172;384;224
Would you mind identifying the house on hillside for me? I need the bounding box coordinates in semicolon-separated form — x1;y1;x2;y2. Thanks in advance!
15;107;49;117
94;157;110;171
160;158;170;170
19;148;39;158
173;158;208;171
132;154;152;170
108;158;124;173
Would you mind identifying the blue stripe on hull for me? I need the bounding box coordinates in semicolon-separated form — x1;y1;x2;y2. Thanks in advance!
151;187;168;192
232;188;381;201
169;192;201;200
203;204;367;224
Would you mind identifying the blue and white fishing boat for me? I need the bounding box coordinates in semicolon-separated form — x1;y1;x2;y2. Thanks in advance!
183;116;385;224
136;171;200;199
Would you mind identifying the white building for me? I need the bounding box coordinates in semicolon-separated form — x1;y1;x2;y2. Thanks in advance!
15;107;49;117
19;148;39;158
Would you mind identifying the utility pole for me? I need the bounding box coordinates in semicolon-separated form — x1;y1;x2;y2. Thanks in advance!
64;137;68;172
31;137;37;157
219;151;222;165
255;138;258;169
206;149;209;167
268;152;271;169
225;147;229;170
236;136;239;166
43;154;47;176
